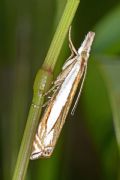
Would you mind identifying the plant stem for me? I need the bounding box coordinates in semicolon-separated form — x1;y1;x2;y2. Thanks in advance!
43;0;80;71
12;0;80;179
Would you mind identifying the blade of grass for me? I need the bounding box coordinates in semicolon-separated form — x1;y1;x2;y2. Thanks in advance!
98;57;120;179
99;57;120;155
81;57;119;179
12;0;80;179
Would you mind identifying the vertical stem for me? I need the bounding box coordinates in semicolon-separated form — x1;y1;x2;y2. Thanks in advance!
43;0;80;70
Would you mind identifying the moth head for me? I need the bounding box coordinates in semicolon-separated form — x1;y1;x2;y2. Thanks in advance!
42;147;53;157
30;147;53;160
78;31;95;58
81;50;89;60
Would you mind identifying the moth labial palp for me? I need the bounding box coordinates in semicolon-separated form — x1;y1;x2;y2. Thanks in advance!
30;29;95;160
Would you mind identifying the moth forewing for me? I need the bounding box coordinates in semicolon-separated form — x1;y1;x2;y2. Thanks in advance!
30;63;84;160
30;31;95;160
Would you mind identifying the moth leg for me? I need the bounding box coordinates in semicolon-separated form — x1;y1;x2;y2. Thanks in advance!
62;27;78;69
44;80;60;96
43;72;74;108
42;99;51;107
42;93;55;107
44;85;55;96
68;26;78;59
62;57;76;70
42;86;59;108
44;70;67;98
54;66;71;87
43;82;62;107
54;76;65;86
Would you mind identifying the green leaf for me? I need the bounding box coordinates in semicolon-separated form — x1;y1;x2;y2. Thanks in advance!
93;4;120;54
99;56;120;154
83;57;119;179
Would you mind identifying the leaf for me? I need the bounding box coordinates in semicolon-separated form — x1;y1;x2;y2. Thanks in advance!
93;4;120;54
83;57;120;179
98;56;120;154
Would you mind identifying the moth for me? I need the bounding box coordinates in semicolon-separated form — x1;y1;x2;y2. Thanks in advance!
30;28;95;160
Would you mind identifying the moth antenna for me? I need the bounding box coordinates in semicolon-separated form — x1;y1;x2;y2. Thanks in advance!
71;64;87;115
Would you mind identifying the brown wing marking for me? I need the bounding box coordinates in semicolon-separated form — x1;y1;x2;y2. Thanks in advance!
48;66;84;148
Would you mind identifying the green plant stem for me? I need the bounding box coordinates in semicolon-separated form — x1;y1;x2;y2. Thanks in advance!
43;0;80;70
12;0;80;179
12;69;53;180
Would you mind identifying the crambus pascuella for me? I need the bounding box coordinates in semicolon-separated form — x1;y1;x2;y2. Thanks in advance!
30;28;95;160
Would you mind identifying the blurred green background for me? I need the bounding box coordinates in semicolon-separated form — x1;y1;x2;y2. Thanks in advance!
0;0;120;179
